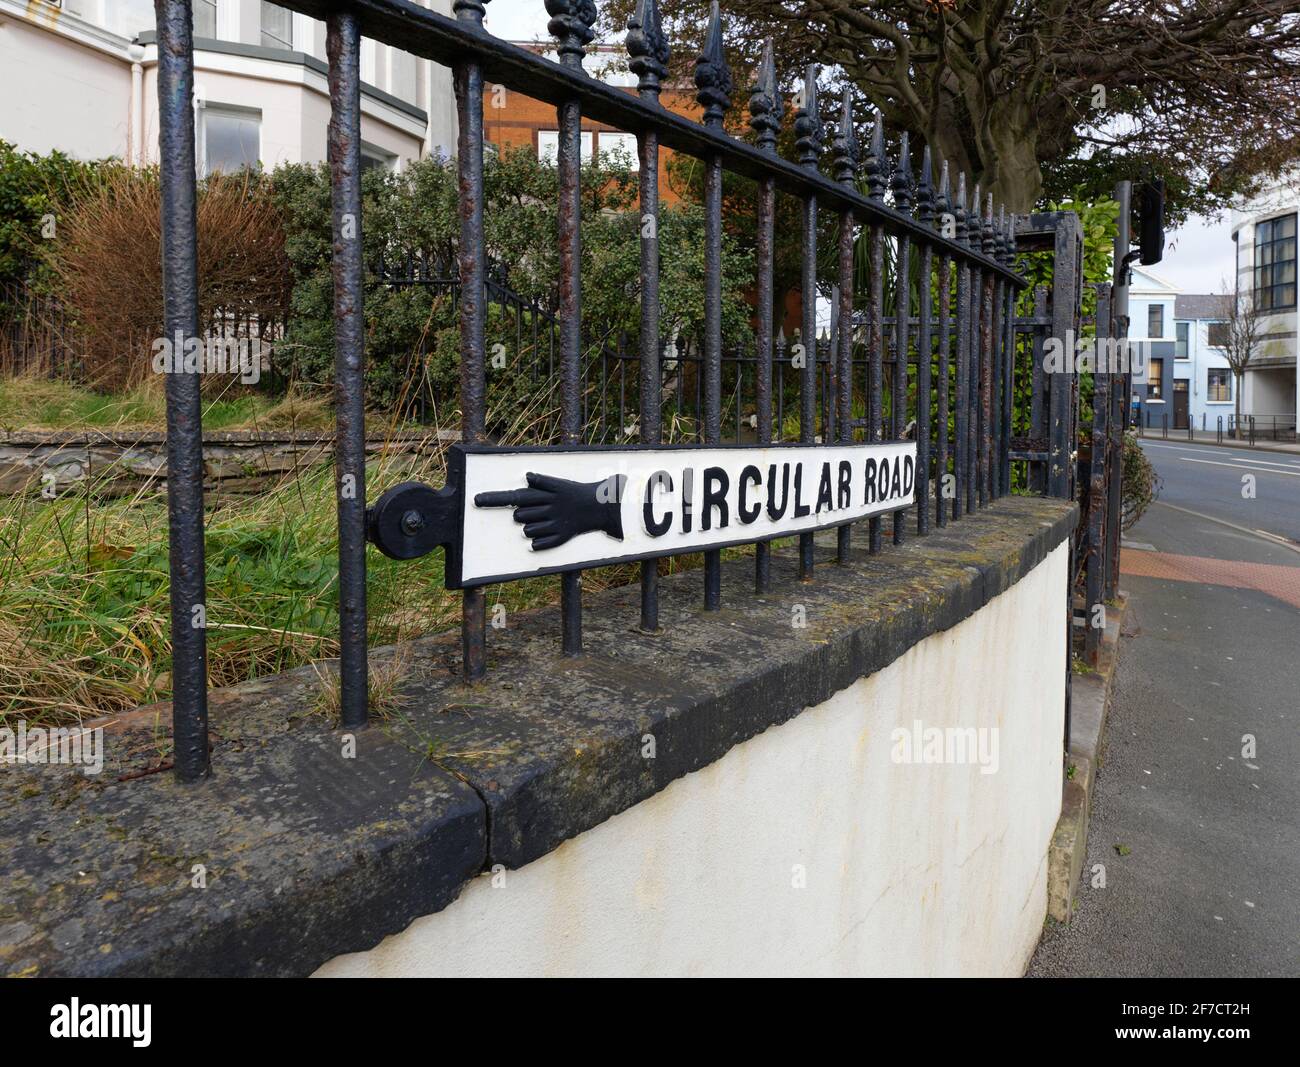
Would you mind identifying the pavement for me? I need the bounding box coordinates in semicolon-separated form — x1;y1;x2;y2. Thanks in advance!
1029;438;1300;977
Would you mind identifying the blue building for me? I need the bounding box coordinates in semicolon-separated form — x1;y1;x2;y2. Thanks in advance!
1173;294;1233;432
1126;267;1231;431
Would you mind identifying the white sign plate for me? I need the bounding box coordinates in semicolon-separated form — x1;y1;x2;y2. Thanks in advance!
449;441;917;588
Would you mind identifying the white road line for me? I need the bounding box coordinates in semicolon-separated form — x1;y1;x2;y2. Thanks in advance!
1153;501;1300;555
1179;457;1300;478
1141;442;1300;469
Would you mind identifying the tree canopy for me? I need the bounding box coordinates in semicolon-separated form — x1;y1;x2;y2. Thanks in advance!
602;1;1300;219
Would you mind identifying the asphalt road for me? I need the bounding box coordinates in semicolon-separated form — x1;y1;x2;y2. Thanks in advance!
1029;440;1300;977
1133;438;1300;545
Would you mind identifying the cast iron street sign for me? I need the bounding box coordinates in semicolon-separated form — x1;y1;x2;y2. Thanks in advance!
367;441;917;587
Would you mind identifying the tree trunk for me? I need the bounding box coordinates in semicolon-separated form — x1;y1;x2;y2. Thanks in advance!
1234;372;1243;439
925;89;1044;213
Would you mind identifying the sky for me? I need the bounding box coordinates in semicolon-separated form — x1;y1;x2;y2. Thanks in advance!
483;0;549;43
1155;213;1236;296
481;0;1240;297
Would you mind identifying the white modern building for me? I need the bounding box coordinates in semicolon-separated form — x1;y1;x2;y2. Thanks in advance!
1230;171;1299;436
0;0;456;172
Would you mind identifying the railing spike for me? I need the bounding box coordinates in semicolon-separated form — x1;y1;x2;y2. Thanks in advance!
984;193;996;254
864;111;887;201
452;0;489;27
794;64;820;167
832;86;857;184
955;172;968;239
627;0;670;99
969;182;981;248
546;0;597;72
915;143;934;223
694;0;732;127
891;131;913;213
936;158;951;220
748;38;781;151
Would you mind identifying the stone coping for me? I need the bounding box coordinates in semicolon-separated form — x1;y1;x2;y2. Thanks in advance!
0;497;1077;977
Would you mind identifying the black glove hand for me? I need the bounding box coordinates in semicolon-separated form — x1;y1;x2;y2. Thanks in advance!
475;472;626;550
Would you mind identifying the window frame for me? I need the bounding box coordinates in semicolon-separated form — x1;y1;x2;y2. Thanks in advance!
1206;367;1232;403
536;129;594;165
360;143;398;174
1147;357;1165;401
1254;212;1297;312
260;2;294;50
192;0;217;37
1175;320;1189;359
198;104;262;177
597;131;639;169
1147;302;1164;339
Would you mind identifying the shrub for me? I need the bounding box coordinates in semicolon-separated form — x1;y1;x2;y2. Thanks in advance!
0;139;102;292
40;167;289;390
1121;429;1160;530
268;147;755;427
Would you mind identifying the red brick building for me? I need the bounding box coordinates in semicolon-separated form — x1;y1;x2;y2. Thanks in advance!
482;43;701;206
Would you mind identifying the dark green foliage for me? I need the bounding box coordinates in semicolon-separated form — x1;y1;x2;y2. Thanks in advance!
0;139;103;293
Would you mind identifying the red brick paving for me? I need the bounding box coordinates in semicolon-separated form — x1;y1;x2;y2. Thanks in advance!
1121;548;1300;611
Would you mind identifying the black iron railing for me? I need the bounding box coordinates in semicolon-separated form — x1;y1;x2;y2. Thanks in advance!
153;0;1036;781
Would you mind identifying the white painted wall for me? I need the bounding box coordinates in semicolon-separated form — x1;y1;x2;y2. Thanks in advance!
0;0;453;168
318;544;1068;978
1244;366;1296;417
0;15;131;158
137;54;426;170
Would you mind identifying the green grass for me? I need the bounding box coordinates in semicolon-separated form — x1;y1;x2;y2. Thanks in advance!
0;443;573;724
0;377;336;433
0;376;763;727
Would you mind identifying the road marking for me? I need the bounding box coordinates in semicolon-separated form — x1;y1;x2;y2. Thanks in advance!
1153;501;1300;555
1141;442;1300;468
1179;457;1300;478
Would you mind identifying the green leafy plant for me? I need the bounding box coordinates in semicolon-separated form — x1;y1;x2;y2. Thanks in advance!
1121;429;1160;530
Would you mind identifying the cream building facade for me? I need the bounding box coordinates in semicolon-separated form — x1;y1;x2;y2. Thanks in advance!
0;0;457;171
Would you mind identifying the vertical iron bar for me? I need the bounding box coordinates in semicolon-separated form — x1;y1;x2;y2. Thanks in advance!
453;0;487;680
935;162;952;527
864;113;887;551
832;87;857;561
1048;215;1080;499
979;194;995;508
327;12;368;727
156;0;209;781
913;147;933;534
794;65;819;579
1106;181;1131;600
967;184;981;514
1030;284;1047;492
695;3;730;608
1003;214;1013;501
776;330;785;441
1085;283;1112;666
550;4;596;655
953;173;969;520
702;146;724;608
991;203;1003;499
891;135;913;544
559;98;583;654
